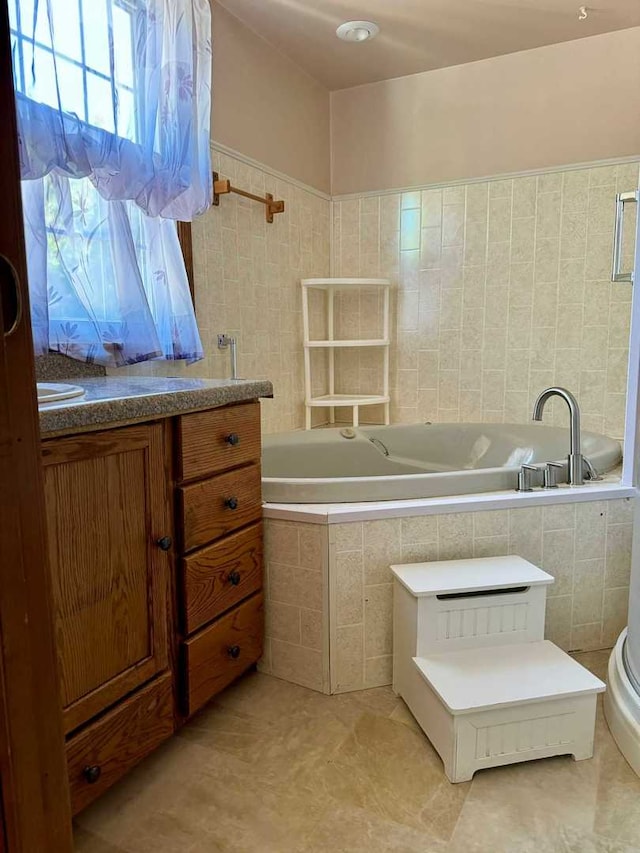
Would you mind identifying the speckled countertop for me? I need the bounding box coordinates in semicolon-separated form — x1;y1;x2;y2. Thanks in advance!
38;377;273;437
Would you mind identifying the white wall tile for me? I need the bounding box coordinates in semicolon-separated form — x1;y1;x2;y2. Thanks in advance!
333;162;638;437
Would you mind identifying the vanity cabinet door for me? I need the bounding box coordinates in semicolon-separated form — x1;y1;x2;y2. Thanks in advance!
42;423;171;735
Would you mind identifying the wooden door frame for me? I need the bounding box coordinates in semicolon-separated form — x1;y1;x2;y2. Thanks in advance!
0;1;74;849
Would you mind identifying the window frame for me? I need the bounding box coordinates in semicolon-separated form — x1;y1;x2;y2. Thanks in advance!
176;221;194;303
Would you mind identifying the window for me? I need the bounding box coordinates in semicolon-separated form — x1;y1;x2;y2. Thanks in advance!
12;0;212;366
9;0;137;142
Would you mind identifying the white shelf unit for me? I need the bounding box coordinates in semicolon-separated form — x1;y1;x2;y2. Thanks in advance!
302;278;391;430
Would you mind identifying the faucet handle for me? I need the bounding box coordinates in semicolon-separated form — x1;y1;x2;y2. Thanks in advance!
517;464;539;493
543;461;564;489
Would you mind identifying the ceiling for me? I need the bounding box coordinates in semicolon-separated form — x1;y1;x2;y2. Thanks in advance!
217;0;640;90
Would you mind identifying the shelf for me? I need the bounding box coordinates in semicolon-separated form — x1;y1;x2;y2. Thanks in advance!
306;394;390;408
302;277;391;428
302;278;391;290
304;339;390;348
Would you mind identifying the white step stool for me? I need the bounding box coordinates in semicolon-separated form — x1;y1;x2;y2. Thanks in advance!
391;556;605;783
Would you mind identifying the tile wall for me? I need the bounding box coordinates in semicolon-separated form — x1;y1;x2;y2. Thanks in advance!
332;162;640;436
123;149;331;435
330;498;634;692
123;155;638;439
259;519;330;692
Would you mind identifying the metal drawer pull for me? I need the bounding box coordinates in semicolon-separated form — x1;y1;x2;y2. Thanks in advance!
156;536;172;551
228;570;241;586
83;765;102;784
225;433;240;446
227;645;241;659
225;497;239;510
612;191;638;284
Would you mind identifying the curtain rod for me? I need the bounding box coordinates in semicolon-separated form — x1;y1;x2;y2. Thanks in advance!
212;171;285;223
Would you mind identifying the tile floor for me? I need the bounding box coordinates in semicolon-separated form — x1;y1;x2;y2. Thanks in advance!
74;651;640;852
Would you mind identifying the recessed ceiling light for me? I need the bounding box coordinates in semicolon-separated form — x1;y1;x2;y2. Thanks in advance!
336;21;379;43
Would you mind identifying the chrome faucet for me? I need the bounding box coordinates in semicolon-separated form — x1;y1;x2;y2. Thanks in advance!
218;333;238;380
532;387;585;486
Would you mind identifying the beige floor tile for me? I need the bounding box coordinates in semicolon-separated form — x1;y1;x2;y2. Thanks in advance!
573;649;611;682
211;670;317;722
389;698;423;734
448;755;599;853
309;712;470;842
181;696;349;786
592;725;640;846
301;803;448;853
450;826;640;853
554;829;640;853
74;826;127;852
74;651;640;853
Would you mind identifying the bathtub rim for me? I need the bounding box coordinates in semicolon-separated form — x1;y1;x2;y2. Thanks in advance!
262;478;635;525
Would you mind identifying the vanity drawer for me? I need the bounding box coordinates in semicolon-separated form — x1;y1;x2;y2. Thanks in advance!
66;672;173;815
178;402;261;482
179;463;262;552
182;592;264;716
182;523;263;634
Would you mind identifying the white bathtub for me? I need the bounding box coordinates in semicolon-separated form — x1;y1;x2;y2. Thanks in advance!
262;423;622;503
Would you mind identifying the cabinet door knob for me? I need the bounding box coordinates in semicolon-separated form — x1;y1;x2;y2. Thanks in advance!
225;497;238;510
83;765;102;784
156;536;173;551
228;570;241;586
227;645;241;660
225;433;240;446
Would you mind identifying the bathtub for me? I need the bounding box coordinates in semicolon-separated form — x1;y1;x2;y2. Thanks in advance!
262;423;622;503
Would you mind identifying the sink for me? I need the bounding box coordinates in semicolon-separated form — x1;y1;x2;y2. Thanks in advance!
37;382;85;405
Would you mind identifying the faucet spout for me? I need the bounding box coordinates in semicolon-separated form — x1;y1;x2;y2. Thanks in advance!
218;333;239;380
532;387;584;486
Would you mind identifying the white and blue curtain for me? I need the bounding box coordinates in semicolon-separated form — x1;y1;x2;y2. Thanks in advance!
10;0;211;366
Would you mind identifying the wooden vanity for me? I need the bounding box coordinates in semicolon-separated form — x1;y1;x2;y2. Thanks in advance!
40;395;265;814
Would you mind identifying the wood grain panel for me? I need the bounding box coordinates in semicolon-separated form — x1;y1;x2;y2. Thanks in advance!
179;463;262;552
177;221;194;301
182;523;263;634
178;402;261;482
0;5;74;841
42;424;171;734
66;673;173;815
182;592;264;716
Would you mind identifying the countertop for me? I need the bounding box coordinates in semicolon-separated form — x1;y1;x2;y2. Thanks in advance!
38;377;274;437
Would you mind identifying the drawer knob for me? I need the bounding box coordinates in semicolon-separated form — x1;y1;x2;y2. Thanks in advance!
227;645;241;660
83;765;102;784
225;497;239;510
226;433;240;446
156;536;173;552
228;570;241;586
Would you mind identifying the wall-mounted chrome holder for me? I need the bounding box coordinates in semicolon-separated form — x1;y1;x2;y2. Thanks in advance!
218;333;238;380
612;190;638;284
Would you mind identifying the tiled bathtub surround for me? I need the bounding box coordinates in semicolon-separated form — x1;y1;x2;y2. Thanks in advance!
332;162;639;436
331;499;634;693
262;498;634;694
260;520;330;692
